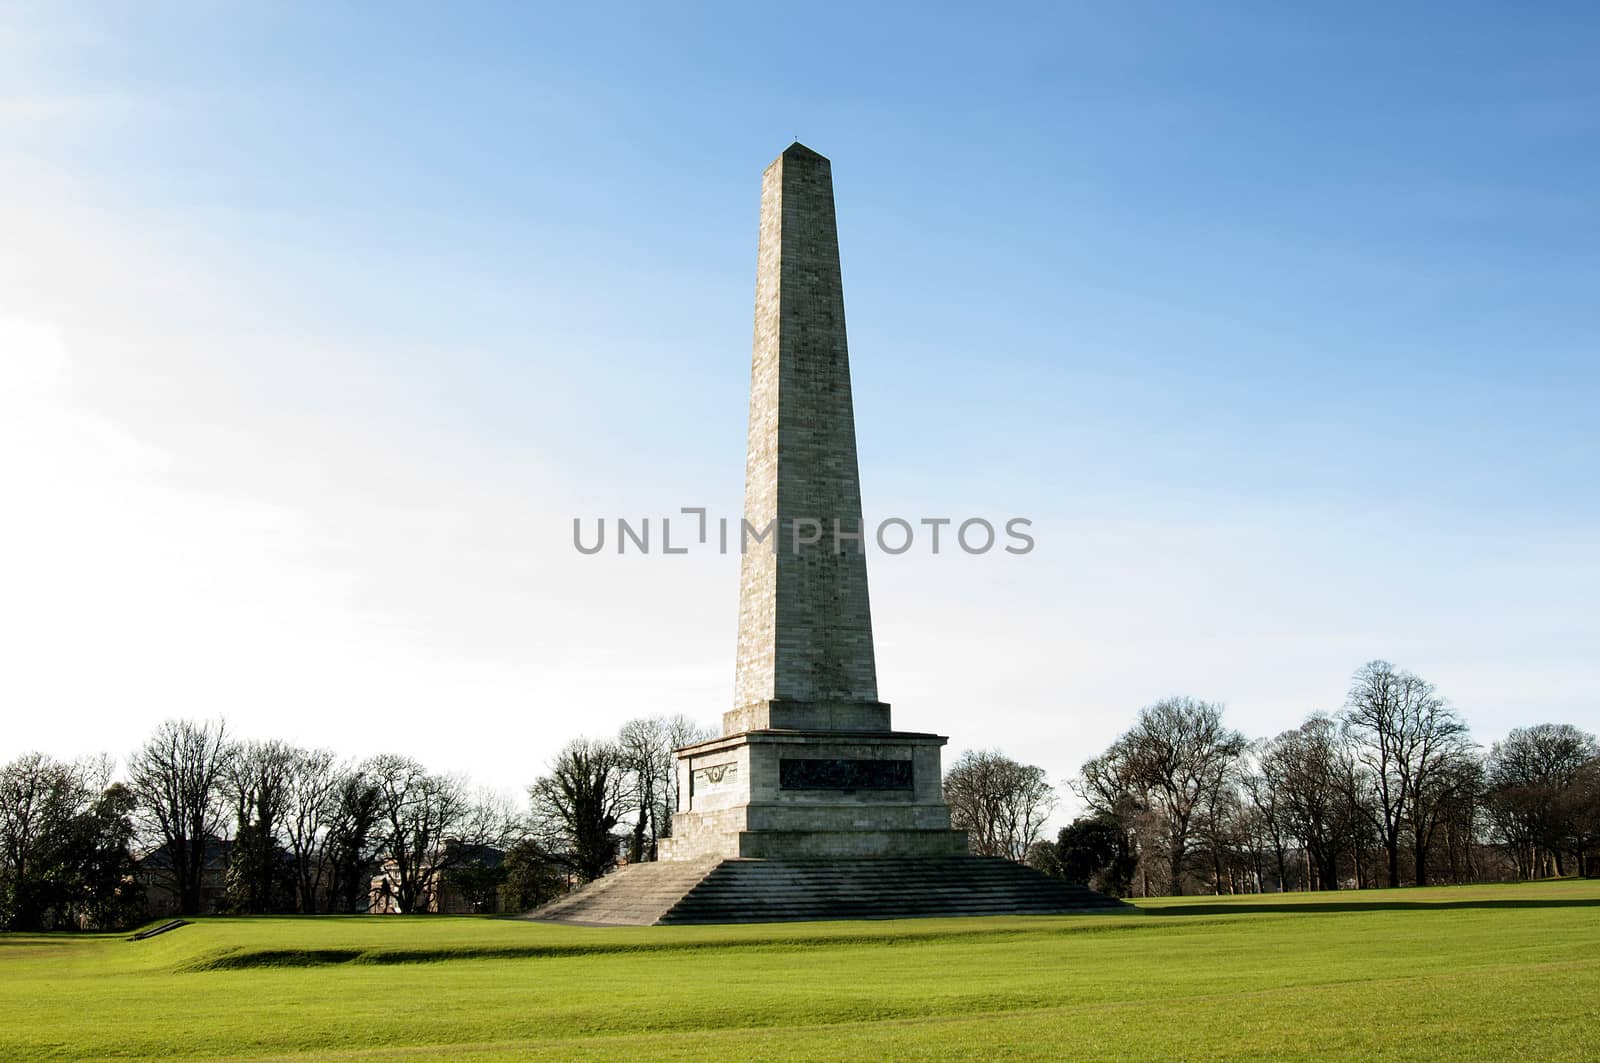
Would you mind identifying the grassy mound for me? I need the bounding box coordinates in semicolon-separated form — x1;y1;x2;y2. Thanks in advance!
3;880;1597;1060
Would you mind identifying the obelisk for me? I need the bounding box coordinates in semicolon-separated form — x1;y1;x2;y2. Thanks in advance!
659;144;966;862
527;144;1124;922
729;142;887;735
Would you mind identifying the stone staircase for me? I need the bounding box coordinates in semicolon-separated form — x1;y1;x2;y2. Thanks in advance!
526;859;720;926
527;856;1124;926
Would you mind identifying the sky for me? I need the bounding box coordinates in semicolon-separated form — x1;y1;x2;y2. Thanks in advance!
2;3;1597;819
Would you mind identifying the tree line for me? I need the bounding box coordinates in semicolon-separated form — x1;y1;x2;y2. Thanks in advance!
4;658;1596;926
0;715;710;930
995;660;1597;896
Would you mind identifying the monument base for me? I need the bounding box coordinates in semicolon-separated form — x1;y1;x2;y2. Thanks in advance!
657;728;967;863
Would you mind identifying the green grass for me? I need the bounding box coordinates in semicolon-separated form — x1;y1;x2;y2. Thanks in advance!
4;880;1598;1060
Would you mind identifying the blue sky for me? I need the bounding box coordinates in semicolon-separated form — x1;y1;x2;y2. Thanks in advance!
2;3;1597;810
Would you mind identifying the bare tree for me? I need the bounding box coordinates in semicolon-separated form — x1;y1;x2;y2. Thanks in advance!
1486;724;1599;878
943;750;1057;862
1574;755;1600;878
615;715;716;862
366;754;508;914
1239;746;1292;892
282;749;342;913
1259;714;1354;891
1429;754;1485;884
1334;743;1380;889
617;718;664;864
127;719;230;915
529;739;626;883
1406;746;1482;886
1111;697;1247;895
1341;661;1471;886
615;718;674;863
1195;780;1252;894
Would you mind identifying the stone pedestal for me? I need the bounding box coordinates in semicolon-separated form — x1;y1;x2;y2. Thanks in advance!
658;727;969;862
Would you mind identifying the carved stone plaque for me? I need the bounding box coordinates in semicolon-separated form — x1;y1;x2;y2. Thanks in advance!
692;761;737;791
778;758;913;791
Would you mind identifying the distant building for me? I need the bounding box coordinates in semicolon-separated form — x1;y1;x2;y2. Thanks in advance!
134;836;232;917
368;841;505;914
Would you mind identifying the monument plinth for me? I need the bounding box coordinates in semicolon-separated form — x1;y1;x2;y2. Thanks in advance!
658;143;966;862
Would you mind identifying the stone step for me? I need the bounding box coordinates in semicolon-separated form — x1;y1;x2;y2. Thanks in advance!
527;859;720;926
527;855;1125;925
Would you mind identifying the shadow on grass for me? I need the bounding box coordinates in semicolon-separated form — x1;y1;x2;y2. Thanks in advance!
179;917;1167;971
1147;896;1600;917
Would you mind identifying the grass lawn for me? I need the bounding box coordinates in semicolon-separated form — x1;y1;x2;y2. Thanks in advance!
2;879;1597;1060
